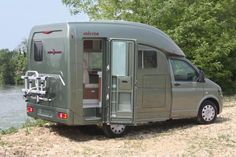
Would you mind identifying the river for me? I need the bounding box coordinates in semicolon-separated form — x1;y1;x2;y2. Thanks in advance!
0;86;28;130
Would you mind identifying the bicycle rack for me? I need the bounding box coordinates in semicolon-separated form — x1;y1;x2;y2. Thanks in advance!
21;70;65;103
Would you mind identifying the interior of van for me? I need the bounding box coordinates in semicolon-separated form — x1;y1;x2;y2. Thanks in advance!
83;39;103;110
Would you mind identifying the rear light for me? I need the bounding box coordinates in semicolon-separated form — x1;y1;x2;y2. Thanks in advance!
57;112;68;119
27;106;34;113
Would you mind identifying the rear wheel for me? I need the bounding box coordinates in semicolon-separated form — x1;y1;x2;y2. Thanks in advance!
103;124;127;138
197;100;217;124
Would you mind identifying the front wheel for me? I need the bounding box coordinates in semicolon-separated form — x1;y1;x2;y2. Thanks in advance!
197;100;217;124
103;124;127;138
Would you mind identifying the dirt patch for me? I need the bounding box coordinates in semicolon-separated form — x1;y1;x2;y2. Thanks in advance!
1;98;236;157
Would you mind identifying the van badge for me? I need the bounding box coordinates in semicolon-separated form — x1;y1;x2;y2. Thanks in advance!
48;49;62;55
83;31;99;36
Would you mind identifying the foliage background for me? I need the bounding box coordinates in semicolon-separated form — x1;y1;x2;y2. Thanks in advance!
63;0;236;94
0;49;26;86
0;1;235;95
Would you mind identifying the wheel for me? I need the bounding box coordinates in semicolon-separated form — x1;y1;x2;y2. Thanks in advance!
197;100;217;124
103;123;127;138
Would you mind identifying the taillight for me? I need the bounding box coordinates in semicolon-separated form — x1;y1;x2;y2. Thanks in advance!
57;112;68;119
27;106;34;113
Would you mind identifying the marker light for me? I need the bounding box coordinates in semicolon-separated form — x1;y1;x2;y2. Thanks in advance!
27;106;34;113
57;112;68;119
42;31;53;34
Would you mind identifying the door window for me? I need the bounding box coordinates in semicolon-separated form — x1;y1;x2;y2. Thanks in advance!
111;41;129;76
170;59;198;82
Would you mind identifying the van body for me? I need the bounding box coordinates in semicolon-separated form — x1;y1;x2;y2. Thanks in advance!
22;21;223;137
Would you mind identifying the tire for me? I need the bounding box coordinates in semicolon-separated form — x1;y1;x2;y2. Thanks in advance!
103;124;127;138
197;100;218;124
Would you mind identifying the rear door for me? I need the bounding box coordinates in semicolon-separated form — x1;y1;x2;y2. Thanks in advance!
107;39;135;123
30;29;68;108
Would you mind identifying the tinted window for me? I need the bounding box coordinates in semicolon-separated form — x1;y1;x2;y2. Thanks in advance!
83;40;102;52
138;50;143;68
34;41;43;62
138;50;157;69
170;59;198;81
143;51;157;68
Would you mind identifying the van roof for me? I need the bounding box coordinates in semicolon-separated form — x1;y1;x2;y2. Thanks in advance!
31;21;185;57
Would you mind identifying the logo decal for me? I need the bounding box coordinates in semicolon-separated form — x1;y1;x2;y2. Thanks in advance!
48;49;62;55
83;31;99;36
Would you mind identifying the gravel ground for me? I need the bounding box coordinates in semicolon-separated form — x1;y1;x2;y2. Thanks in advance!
0;96;236;157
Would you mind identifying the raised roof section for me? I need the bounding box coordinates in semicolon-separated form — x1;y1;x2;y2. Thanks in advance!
31;21;185;56
70;21;185;56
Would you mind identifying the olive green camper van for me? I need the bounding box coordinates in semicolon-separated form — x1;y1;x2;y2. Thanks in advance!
21;21;223;137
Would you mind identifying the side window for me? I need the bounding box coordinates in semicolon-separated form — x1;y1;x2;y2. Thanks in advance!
34;41;43;62
143;50;157;68
138;49;157;69
138;50;143;68
170;59;198;82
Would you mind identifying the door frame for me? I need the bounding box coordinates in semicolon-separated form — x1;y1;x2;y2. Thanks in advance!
104;38;136;124
168;57;204;118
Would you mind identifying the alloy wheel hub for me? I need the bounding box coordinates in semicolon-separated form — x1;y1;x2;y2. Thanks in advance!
110;124;125;134
202;105;215;121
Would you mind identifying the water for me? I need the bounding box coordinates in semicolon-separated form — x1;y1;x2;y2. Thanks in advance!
0;86;28;130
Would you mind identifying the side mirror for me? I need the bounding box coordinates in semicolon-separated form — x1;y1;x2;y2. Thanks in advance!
198;70;205;82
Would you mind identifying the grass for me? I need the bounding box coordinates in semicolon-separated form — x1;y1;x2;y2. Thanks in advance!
0;140;9;147
22;119;48;128
223;95;236;107
0;119;48;135
224;95;236;101
184;133;236;157
0;127;18;135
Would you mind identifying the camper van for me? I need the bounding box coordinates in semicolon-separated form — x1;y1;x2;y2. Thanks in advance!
21;21;223;137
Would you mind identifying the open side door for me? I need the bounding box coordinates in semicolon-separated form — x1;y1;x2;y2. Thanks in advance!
105;39;135;124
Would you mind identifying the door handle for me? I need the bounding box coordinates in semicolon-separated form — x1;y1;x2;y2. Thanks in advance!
122;80;128;83
174;83;181;86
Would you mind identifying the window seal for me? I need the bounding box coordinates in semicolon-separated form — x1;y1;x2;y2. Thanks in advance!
33;41;43;62
170;58;199;82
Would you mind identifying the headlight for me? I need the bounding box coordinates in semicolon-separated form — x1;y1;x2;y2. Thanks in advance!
218;87;223;97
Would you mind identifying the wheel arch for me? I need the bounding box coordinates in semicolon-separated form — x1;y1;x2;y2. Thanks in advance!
198;96;220;114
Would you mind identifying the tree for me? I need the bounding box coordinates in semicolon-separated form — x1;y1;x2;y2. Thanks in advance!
13;39;28;84
12;51;27;85
63;0;236;94
0;49;15;85
0;47;27;85
15;38;28;56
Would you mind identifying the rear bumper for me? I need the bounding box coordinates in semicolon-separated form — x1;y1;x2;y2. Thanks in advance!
27;103;74;125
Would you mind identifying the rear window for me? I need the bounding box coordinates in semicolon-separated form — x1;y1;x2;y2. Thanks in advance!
34;41;43;62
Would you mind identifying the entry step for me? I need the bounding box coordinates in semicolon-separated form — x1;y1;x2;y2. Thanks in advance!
83;99;101;108
84;116;101;121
